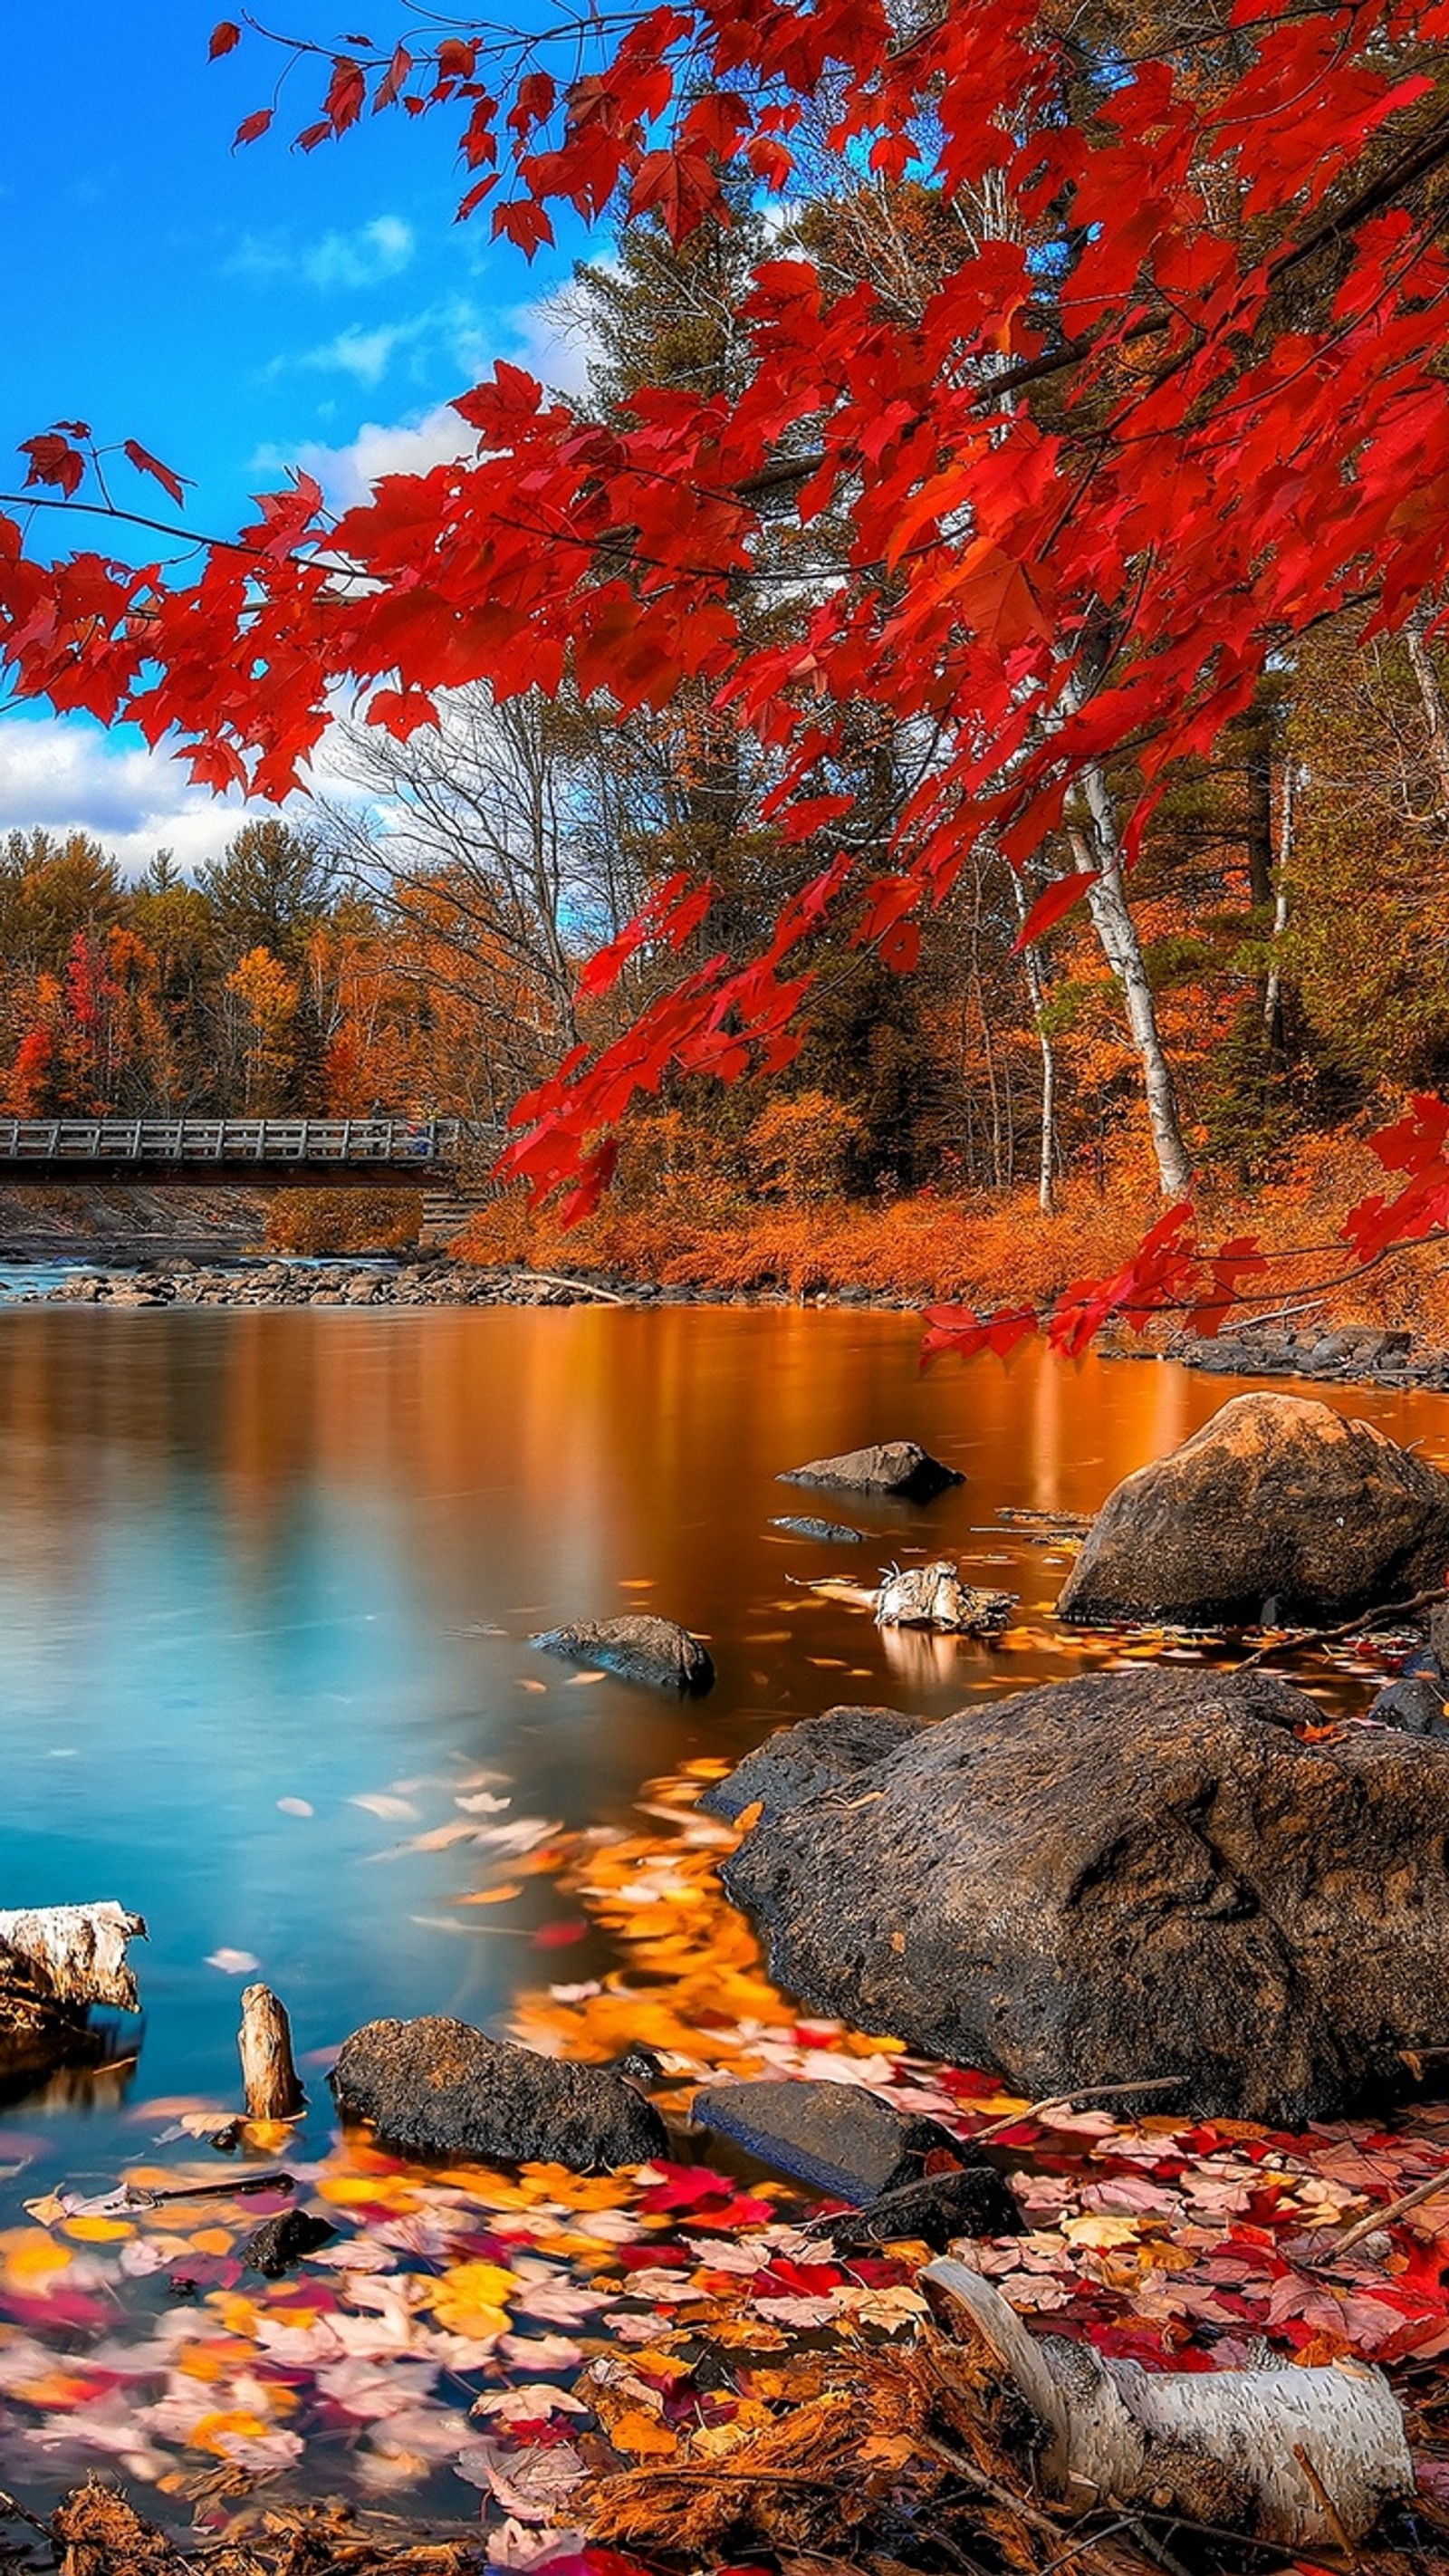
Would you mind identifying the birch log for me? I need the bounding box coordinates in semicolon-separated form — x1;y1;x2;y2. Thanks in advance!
923;2256;1412;2549
238;1983;304;2119
0;1903;145;2014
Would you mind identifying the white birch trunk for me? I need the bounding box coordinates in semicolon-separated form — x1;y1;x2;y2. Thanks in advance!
925;2258;1412;2549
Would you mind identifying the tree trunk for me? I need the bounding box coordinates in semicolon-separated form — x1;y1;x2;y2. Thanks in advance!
1071;760;1193;1197
924;2259;1412;2550
1010;870;1058;1214
1245;718;1274;908
1406;605;1449;813
238;1982;305;2120
1263;756;1294;1058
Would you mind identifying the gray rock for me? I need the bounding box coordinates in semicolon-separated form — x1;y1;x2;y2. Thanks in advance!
532;1614;715;1694
242;2208;337;2276
1368;1673;1449;1735
1057;1391;1449;1628
700;1705;930;1823
331;2014;667;2169
691;2077;949;2202
769;1515;867;1543
779;1440;962;1501
825;2163;1022;2250
720;1668;1449;2123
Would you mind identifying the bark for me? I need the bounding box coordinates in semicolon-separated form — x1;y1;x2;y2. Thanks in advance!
1245;718;1274;908
238;1982;305;2120
1406;604;1449;813
0;1903;145;2015
1263;756;1294;1057
1010;870;1058;1213
924;2258;1413;2549
1071;763;1193;1197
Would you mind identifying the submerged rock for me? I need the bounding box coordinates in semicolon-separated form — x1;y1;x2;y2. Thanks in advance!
700;1705;930;1823
779;1440;962;1501
769;1515;867;1543
720;1668;1449;2123
1056;1391;1449;1627
331;2015;667;2169
531;1614;715;1694
243;2207;337;2277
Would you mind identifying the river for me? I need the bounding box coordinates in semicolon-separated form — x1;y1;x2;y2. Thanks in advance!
0;1306;1443;2521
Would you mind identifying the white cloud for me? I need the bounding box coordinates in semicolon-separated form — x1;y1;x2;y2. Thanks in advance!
261;287;601;511
230;216;417;293
294;322;420;387
0;717;277;879
276;404;477;512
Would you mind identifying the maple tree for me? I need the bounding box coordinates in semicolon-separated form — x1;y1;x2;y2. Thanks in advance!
4;1;1449;1331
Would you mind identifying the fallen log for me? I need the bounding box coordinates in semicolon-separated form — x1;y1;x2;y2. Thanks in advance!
923;2256;1413;2550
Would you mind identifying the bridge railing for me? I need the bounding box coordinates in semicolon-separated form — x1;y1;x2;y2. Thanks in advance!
0;1118;472;1166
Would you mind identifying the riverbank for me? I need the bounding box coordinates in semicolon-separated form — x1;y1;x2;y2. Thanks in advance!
24;1254;1449;1397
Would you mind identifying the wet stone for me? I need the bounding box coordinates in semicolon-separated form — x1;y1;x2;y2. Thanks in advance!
531;1614;715;1695
331;2014;667;2170
779;1439;963;1501
691;2076;943;2203
242;2207;338;2277
769;1515;868;1543
700;1705;930;1825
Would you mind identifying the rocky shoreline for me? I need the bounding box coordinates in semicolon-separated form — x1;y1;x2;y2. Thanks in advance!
18;1259;1449;1391
26;1257;916;1312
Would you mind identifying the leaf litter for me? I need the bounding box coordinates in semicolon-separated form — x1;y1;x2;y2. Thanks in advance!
5;1757;1449;2572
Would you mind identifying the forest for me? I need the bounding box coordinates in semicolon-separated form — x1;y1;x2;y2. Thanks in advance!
8;192;1449;1276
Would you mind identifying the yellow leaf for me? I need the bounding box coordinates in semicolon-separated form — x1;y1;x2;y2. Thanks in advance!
1061;2213;1146;2249
607;2408;679;2458
62;2216;135;2243
0;2230;72;2283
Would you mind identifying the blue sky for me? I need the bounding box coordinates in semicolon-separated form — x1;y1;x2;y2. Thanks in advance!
1;2;590;870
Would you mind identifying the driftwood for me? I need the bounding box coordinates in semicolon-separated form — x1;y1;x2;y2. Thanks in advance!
237;1983;304;2120
1236;1585;1449;1669
923;2257;1413;2550
0;1903;145;2071
874;1561;1016;1634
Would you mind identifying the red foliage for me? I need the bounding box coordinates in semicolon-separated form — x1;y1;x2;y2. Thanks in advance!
5;2;1449;1339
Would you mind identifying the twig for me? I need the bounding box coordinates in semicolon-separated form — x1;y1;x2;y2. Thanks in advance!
0;2488;53;2542
507;1270;628;1302
1291;2445;1359;2571
970;2076;1186;2146
1319;2160;1449;2260
1235;1586;1447;1670
801;2077;1188;2237
1233;1300;1326;1332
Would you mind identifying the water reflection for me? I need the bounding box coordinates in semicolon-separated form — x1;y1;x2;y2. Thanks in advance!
1;1305;1446;2184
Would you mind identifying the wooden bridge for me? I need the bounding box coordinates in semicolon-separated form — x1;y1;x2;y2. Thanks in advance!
0;1118;477;1188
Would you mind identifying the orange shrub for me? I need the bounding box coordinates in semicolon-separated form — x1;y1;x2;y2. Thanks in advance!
265;1187;423;1255
457;1129;1449;1341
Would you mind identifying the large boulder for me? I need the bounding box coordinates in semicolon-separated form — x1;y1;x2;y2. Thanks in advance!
331;2015;667;2169
779;1440;962;1501
1056;1391;1449;1627
531;1614;715;1694
721;1671;1449;2122
701;1705;930;1822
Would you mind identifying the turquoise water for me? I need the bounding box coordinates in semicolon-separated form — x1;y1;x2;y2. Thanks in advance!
0;1306;1443;2519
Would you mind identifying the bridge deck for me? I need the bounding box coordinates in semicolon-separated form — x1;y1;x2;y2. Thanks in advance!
0;1119;473;1187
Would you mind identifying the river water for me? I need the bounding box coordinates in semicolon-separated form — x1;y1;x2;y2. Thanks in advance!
1;1306;1444;2521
